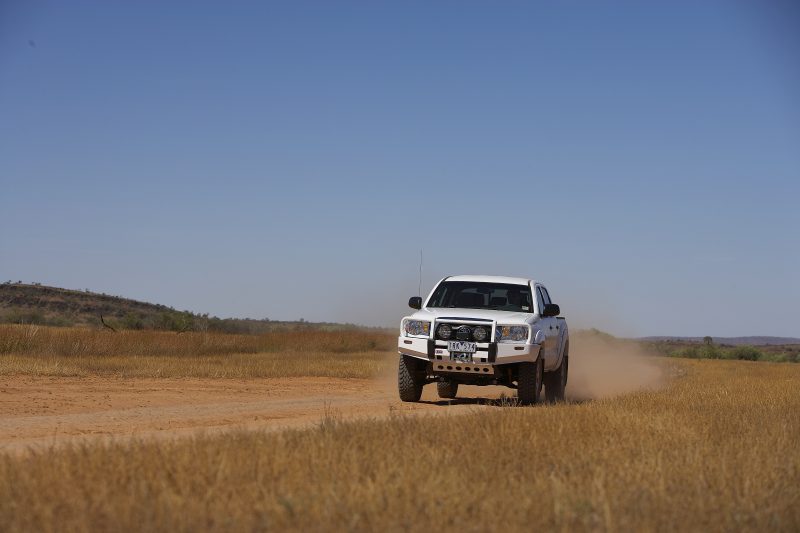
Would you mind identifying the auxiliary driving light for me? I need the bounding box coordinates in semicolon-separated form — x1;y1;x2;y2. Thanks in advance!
437;323;452;339
473;326;488;342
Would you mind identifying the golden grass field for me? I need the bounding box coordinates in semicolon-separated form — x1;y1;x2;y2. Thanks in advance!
1;326;799;531
0;325;391;378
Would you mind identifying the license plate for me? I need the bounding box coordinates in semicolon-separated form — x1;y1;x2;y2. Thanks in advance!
448;341;477;353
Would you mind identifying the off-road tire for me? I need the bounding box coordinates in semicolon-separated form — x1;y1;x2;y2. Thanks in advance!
517;358;543;406
437;381;458;399
398;355;425;402
544;349;568;404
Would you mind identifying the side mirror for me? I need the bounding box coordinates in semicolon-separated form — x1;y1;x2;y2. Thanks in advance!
408;296;422;310
542;303;560;317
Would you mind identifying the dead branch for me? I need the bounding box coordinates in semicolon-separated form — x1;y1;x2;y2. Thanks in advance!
100;315;117;333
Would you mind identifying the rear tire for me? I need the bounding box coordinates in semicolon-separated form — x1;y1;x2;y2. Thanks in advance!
544;350;568;404
437;380;458;399
517;358;543;406
398;355;425;402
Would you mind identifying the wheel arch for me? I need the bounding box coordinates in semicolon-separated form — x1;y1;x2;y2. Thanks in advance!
554;324;569;369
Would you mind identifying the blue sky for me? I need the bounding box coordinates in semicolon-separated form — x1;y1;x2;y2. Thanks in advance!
1;1;798;336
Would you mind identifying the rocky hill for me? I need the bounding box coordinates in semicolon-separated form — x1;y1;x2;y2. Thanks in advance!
0;283;365;334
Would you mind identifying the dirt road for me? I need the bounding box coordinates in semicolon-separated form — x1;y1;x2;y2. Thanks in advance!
0;375;513;453
0;340;665;454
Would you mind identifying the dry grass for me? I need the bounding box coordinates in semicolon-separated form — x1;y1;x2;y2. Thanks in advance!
0;324;394;378
2;358;798;532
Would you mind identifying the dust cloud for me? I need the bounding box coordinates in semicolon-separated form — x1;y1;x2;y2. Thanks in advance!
566;332;664;400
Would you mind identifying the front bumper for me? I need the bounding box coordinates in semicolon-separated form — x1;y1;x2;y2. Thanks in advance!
398;336;540;374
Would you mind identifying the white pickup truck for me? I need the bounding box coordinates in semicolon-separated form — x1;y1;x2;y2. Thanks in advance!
397;275;568;405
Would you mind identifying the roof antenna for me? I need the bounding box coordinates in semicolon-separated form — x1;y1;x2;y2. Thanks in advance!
418;248;423;298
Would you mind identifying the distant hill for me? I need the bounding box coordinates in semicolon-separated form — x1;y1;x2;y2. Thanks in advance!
0;283;372;334
638;336;800;346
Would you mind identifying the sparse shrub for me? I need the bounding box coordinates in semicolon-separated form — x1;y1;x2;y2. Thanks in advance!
761;353;789;363
676;346;700;359
156;311;195;332
699;344;721;359
3;309;45;325
122;312;145;330
45;316;72;328
726;345;762;361
640;339;798;364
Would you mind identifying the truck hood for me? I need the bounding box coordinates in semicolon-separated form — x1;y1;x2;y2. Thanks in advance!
408;307;534;324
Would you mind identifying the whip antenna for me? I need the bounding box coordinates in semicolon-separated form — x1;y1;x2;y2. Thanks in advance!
418;249;423;298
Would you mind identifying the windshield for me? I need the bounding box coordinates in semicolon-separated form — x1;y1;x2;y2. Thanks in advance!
426;281;533;313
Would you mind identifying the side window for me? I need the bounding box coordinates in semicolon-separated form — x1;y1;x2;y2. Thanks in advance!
535;287;545;315
541;287;552;306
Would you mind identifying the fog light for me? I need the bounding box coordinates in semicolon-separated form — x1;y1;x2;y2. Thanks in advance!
456;326;471;341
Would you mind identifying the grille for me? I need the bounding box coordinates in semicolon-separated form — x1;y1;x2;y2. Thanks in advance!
435;322;491;342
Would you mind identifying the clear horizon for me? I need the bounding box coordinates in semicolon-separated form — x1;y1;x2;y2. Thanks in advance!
2;1;798;337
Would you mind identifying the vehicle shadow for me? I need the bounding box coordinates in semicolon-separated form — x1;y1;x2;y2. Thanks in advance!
418;397;515;407
418;397;588;407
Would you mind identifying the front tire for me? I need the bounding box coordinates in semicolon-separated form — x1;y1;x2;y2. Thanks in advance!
517;358;543;406
398;355;425;402
437;380;458;399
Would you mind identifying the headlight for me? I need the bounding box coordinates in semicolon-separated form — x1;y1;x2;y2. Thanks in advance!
437;323;452;339
403;319;431;337
496;325;529;343
473;326;488;342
